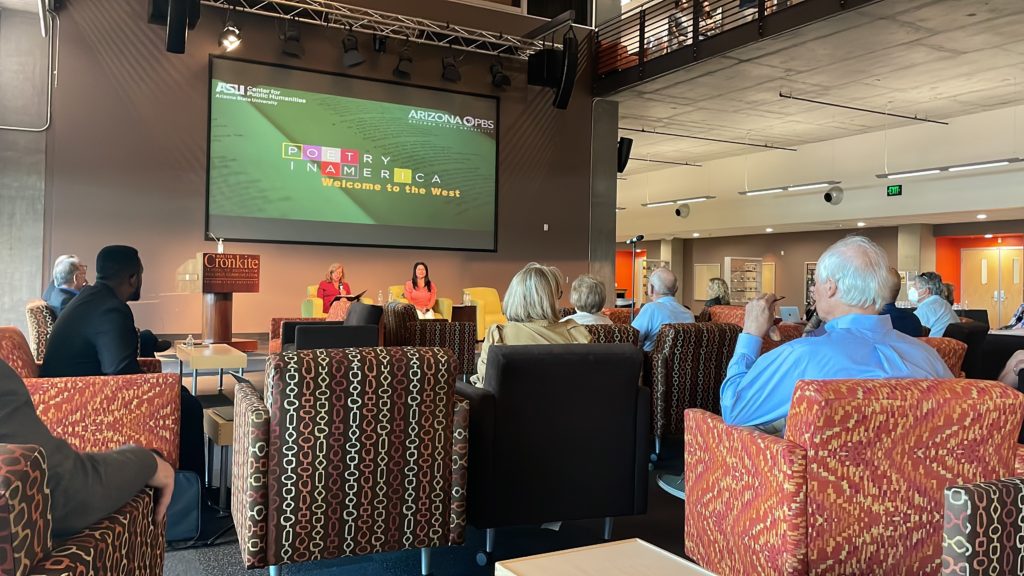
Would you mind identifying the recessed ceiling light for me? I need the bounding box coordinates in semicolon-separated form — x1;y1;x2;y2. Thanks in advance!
856;222;866;227
984;234;994;238
977;213;988;219
765;227;774;232
692;232;700;237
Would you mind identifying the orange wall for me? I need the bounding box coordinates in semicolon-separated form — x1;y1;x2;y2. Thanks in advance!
935;235;1024;302
615;250;646;298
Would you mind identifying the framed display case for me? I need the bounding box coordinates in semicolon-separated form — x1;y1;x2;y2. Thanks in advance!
724;257;762;305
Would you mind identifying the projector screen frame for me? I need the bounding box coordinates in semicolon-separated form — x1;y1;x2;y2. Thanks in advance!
205;54;501;253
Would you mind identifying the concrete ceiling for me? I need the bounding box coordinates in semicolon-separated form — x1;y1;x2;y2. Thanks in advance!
0;0;37;12
614;0;1024;174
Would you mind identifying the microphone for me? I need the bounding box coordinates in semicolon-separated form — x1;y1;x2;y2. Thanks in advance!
625;234;645;245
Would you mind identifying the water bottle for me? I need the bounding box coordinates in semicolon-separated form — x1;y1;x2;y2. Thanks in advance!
377;290;384;305
463;291;471;306
388;290;395;303
184;334;194;348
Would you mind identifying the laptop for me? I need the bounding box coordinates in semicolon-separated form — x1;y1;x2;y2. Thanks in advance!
779;306;801;323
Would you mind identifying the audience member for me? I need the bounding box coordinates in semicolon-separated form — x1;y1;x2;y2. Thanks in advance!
39;245;204;478
561;274;613;325
698;0;720;38
319;262;353;321
667;0;692;50
998;350;1024;388
405;261;437;319
910;272;959;337
0;360;174;537
42;254;80;302
46;255;88;316
632;268;694;352
941;282;956;305
879;267;923;337
1002;303;1024;330
473;263;591;386
720;236;952;433
704;277;730;308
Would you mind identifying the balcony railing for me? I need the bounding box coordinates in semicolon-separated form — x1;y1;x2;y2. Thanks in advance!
594;0;873;95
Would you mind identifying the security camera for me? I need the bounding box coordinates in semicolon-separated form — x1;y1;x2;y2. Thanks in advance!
824;185;844;206
674;204;690;218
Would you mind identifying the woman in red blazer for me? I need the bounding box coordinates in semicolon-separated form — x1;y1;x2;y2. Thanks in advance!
317;263;352;318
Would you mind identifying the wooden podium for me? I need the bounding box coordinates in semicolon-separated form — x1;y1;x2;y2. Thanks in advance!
201;252;260;352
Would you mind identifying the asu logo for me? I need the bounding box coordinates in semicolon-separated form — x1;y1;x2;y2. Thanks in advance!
215;82;246;95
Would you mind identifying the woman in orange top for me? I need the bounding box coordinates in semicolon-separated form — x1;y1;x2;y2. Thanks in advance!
404;262;437;319
318;262;352;320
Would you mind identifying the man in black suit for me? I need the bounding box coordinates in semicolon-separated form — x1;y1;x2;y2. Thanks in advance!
0;360;174;537
40;245;204;478
45;255;87;316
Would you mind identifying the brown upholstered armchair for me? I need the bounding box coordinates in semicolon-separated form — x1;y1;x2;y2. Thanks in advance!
268;316;320;354
232;347;469;576
943;476;1024;573
685;378;1024;575
648;322;740;458
583;323;640;346
382;301;419;346
0;364;180;576
410;320;477;379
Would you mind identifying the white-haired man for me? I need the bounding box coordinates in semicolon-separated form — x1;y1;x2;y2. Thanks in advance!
910;272;959;337
46;255;88;316
631;267;694;351
722;236;952;432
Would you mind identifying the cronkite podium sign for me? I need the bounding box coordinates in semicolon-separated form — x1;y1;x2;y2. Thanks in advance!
200;252;260;351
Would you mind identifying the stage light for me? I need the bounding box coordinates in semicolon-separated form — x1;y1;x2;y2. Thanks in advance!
342;31;365;67
219;21;241;52
281;20;303;58
393;46;413;80
490;62;511;88
372;34;387;53
442;56;461;82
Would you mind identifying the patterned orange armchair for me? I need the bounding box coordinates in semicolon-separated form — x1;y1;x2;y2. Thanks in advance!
232;347;468;576
685;378;1024;575
707;305;745;326
649;322;741;458
601;308;634;326
919;336;967;377
0;364;180;576
0;326;161;376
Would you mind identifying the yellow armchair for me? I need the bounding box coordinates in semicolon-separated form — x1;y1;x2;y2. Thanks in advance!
301;284;327;318
463;287;507;340
387;284;453;320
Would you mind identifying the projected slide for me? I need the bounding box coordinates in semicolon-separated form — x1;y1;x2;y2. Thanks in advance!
207;57;498;251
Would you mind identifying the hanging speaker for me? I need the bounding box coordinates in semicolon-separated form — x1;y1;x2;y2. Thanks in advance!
552;30;578;110
616;137;633;173
149;0;199;54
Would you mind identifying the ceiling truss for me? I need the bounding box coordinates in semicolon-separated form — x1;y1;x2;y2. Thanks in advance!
199;0;548;59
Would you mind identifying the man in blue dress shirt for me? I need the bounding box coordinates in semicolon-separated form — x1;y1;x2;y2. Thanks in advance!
720;236;952;432
631;268;694;351
879;267;923;337
910;272;960;337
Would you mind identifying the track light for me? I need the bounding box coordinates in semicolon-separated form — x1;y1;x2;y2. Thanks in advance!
641;195;715;208
441;55;461;82
281;20;303;58
342;31;365;67
372;34;387;53
219;21;241;52
737;180;841;196
875;157;1023;179
490;62;511;88
393;46;413;80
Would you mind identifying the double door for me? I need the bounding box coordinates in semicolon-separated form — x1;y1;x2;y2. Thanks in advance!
961;247;1023;327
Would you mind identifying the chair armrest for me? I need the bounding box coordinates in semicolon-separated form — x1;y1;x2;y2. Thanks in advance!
633;386;652;514
138;358;163;373
232;380;270;569
684;409;807;575
1015;444;1024;476
413;321;477;377
24;373;181;468
435;297;454;320
0;444;52;576
270;317;307;341
456;381;495;525
450;398;469;545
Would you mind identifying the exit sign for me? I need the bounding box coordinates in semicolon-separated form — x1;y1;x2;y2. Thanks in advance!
887;184;903;197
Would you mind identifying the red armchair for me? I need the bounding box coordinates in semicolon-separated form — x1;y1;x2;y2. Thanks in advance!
1;369;179;576
685;378;1024;575
920;336;967;377
232;347;468;575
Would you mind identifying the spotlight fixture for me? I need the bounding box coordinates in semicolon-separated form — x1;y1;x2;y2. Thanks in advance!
490;62;511;88
441;55;461;82
692;232;700;237
641;195;716;208
219;21;241;52
765;228;774;233
372;34;387;53
738;180;841;196
976;213;988;219
875;157;1023;179
393;46;413;80
280;20;303;58
342;31;365;67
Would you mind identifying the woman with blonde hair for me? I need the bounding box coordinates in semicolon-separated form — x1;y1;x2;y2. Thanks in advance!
318;262;353;320
472;262;592;386
705;277;730;308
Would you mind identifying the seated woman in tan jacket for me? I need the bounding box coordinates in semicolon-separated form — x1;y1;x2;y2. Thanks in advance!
472;262;592;386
